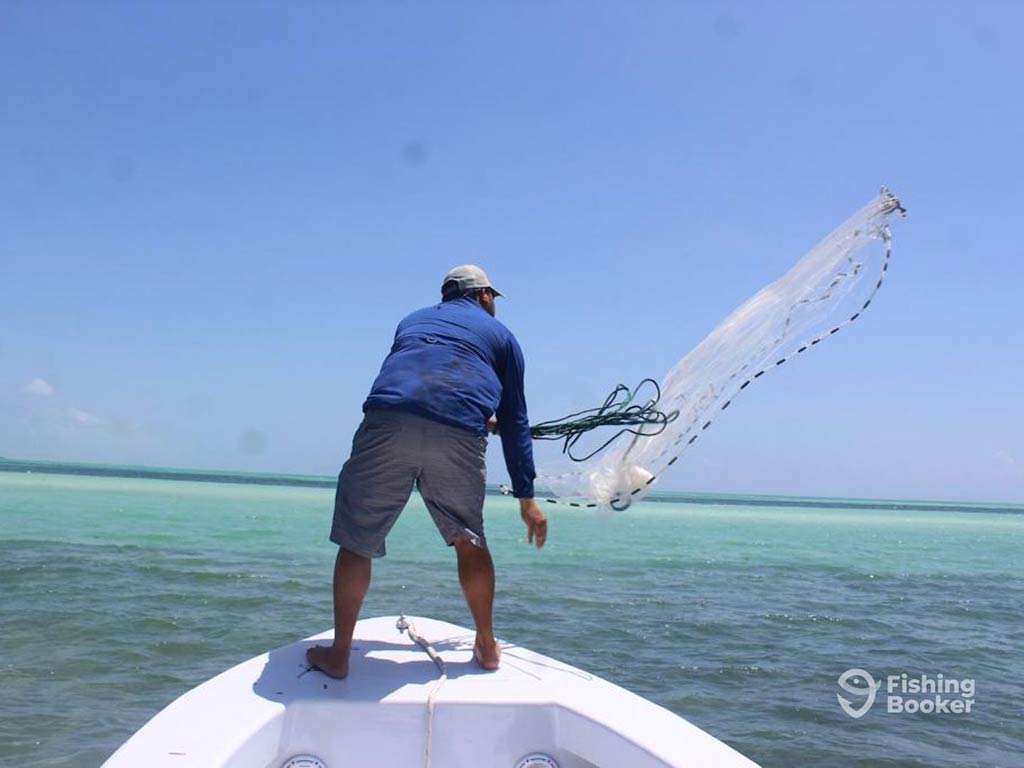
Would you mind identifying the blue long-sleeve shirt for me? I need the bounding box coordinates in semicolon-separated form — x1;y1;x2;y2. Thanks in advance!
363;296;536;498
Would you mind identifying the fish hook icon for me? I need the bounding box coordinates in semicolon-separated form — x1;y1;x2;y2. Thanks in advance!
837;668;879;718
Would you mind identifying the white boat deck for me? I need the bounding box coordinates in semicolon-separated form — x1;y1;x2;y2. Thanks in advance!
104;615;759;768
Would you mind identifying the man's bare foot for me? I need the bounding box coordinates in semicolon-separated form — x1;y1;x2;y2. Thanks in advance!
306;644;350;679
473;634;501;671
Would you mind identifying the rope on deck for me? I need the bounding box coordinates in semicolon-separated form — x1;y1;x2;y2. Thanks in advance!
396;615;448;768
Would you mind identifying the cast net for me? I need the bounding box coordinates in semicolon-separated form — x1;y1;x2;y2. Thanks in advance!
531;188;906;509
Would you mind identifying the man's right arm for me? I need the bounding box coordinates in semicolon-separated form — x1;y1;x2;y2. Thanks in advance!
494;334;546;547
495;334;536;499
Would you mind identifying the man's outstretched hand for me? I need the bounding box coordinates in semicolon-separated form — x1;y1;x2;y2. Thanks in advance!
519;498;547;549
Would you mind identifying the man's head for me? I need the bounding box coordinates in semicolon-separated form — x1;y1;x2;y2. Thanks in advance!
441;265;502;317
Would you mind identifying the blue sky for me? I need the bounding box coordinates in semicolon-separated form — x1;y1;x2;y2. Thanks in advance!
1;2;1021;503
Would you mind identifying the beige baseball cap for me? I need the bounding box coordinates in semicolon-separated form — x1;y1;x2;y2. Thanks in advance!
441;265;503;298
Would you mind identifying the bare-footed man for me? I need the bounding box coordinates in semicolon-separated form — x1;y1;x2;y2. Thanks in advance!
307;266;546;678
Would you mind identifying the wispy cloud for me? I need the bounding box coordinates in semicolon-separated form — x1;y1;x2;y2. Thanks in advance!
67;407;107;427
24;378;55;396
993;450;1017;469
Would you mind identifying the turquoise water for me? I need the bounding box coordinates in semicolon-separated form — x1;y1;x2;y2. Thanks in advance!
1;467;1022;767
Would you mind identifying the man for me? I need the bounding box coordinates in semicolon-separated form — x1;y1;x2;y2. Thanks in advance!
307;265;547;678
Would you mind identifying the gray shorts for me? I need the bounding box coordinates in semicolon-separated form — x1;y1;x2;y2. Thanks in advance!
330;409;488;558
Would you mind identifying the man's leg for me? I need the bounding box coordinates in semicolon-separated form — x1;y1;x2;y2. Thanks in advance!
306;547;372;679
453;536;500;669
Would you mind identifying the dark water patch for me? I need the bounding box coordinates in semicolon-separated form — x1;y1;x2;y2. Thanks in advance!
643;492;1024;516
0;458;337;489
5;457;1022;514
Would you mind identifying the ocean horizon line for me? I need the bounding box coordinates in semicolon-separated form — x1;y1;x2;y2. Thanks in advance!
2;455;1022;516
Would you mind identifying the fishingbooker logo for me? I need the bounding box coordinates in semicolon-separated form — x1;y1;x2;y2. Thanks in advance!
837;669;879;718
837;668;976;718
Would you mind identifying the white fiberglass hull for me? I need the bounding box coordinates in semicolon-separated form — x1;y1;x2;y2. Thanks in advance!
103;615;759;768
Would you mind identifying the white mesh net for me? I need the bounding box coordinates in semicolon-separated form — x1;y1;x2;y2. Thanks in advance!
536;188;906;509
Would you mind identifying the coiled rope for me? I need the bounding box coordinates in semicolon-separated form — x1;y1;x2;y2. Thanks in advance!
529;378;679;462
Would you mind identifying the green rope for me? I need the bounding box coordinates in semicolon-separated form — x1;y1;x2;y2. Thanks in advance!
530;378;679;462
